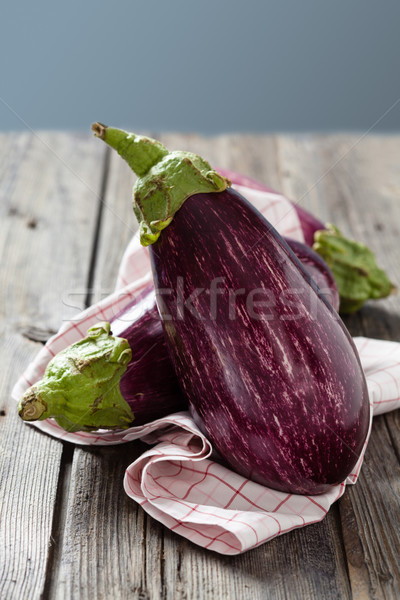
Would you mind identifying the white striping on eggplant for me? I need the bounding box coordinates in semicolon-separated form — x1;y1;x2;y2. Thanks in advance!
150;188;370;495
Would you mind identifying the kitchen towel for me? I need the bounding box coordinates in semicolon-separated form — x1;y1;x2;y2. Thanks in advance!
13;180;400;555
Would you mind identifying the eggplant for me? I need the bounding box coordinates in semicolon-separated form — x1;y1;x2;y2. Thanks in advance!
218;168;394;313
93;125;370;495
18;283;186;432
110;284;186;424
18;238;337;432
284;238;339;312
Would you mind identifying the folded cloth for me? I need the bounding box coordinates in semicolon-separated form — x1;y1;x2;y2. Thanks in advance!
12;183;400;555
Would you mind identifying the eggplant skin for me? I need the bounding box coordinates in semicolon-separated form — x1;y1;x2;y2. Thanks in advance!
150;188;370;495
110;240;336;427
284;238;340;313
110;285;186;425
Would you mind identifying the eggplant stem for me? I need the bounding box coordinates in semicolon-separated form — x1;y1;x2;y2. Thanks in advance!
18;389;46;421
91;122;107;140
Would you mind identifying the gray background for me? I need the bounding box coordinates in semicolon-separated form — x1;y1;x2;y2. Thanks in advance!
1;0;400;133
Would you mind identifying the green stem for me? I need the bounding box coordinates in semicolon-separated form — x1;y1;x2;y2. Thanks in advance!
92;122;169;177
313;224;396;314
18;322;134;432
92;123;231;246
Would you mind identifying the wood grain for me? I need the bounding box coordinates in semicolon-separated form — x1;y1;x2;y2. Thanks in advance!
0;131;106;600
327;136;400;600
0;327;62;600
277;134;400;600
91;145;138;298
0;132;106;329
2;132;400;599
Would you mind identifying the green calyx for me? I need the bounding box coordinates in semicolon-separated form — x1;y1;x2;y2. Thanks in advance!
313;224;396;314
92;123;231;246
18;322;134;432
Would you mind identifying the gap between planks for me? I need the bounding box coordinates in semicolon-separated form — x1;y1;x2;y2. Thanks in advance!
39;145;112;598
0;131;108;600
84;147;111;309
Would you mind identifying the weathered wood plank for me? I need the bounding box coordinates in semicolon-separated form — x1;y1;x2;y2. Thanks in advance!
34;132;400;599
159;132;282;194
91;146;138;298
0;131;106;329
0;328;63;600
0;131;106;600
278;134;400;600
325;136;400;600
161;508;351;600
49;132;162;599
47;443;154;600
340;417;400;599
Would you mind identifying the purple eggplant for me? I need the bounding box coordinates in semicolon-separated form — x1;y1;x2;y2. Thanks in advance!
110;284;186;425
218;168;394;313
18;283;186;432
284;238;339;312
150;189;370;495
93;125;370;495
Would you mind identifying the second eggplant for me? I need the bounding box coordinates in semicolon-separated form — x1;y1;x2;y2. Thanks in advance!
18;284;186;432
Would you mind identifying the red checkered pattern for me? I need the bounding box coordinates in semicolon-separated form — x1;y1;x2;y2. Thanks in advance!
12;181;400;555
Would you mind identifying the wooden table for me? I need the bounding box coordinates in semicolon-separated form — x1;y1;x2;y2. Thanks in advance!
1;132;400;599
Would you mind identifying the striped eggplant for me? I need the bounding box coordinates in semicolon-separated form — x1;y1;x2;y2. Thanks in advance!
218;168;394;313
284;238;339;312
110;284;186;425
93;124;370;495
18;237;338;432
18;283;186;432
